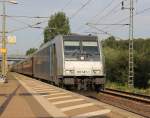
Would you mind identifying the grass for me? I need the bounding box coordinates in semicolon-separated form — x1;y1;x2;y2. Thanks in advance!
106;81;150;96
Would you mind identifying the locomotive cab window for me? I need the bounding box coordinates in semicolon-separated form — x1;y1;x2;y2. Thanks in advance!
82;41;100;61
64;41;80;61
64;39;100;61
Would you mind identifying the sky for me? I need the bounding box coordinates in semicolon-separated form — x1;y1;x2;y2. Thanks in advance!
0;0;149;55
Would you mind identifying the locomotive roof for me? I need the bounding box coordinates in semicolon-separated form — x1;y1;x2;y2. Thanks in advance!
32;34;98;56
63;34;98;41
17;34;98;64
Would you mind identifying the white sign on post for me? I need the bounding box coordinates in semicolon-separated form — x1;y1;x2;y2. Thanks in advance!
7;35;16;44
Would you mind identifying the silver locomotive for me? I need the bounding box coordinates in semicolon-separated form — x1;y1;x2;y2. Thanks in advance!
12;34;105;91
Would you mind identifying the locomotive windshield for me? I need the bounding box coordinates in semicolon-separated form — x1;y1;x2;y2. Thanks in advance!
82;41;100;61
64;41;80;61
64;40;100;61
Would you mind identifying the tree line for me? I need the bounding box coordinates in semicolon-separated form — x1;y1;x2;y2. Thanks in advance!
103;36;150;89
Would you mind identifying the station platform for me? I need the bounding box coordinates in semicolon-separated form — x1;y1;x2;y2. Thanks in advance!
0;72;111;118
0;73;50;118
0;72;145;118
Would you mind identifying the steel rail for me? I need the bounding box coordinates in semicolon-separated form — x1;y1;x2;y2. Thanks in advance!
101;88;150;104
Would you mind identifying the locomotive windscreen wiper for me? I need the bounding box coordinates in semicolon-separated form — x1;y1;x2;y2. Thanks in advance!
72;50;80;56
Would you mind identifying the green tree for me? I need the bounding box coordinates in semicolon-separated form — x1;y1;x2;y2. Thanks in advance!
26;48;37;56
103;37;150;88
44;12;71;43
103;47;128;84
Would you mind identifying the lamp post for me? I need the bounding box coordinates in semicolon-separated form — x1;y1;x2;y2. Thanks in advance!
0;0;18;82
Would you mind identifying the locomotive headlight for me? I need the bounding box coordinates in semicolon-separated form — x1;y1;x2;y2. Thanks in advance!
65;70;74;74
93;70;101;74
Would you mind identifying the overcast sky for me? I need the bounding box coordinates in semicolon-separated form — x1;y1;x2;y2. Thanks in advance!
0;0;150;55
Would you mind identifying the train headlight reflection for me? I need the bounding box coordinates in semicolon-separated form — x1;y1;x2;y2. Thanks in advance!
93;70;101;74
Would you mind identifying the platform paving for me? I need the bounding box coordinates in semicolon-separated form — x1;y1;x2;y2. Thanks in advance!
0;73;51;118
0;72;145;118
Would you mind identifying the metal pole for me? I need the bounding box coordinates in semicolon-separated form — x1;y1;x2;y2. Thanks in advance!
128;0;134;88
1;1;7;79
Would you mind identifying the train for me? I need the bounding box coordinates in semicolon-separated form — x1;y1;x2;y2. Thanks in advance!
12;34;105;91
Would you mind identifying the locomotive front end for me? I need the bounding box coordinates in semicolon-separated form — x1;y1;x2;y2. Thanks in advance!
63;35;105;91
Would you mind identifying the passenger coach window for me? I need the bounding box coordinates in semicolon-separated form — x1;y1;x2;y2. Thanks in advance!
64;41;80;61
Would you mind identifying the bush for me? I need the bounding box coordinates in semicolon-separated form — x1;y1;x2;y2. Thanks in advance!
103;37;150;89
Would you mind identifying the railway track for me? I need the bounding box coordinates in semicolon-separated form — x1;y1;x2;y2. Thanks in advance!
78;88;150;118
74;87;150;117
103;88;150;104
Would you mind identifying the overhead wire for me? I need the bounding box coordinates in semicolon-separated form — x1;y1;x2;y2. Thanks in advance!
1;0;92;34
8;20;48;33
88;0;115;23
4;0;74;33
74;0;115;32
82;0;128;38
94;1;132;31
8;17;32;26
86;24;123;40
92;0;147;32
89;6;150;37
95;0;127;24
0;0;72;33
5;1;150;34
0;14;49;19
69;0;93;19
74;0;126;33
0;14;50;33
136;7;150;15
102;6;150;31
74;0;118;33
61;0;73;11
